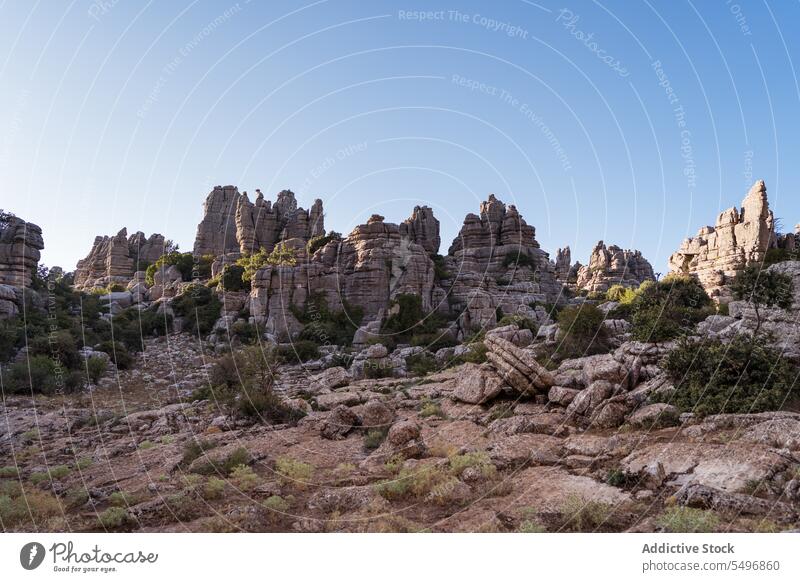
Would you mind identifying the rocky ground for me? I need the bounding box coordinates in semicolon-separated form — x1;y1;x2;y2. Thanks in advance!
2;332;799;533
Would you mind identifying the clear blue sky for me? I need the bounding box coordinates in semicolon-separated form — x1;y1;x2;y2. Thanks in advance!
1;0;798;272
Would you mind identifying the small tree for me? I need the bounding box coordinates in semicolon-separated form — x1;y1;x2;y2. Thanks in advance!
731;265;794;336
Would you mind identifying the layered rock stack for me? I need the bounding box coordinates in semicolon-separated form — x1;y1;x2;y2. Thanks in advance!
443;195;564;331
574;241;655;293
0;214;44;288
399;205;440;255
668;180;774;301
0;213;44;318
194;186;324;258
250;210;440;341
74;228;165;289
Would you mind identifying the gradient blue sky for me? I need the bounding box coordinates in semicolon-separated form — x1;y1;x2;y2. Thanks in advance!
1;0;798;272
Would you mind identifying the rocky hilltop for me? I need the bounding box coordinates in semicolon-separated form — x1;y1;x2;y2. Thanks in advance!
0;212;44;318
194;186;324;258
574;241;655;294
669;180;774;301
74;229;165;290
0;213;44;288
1;180;800;534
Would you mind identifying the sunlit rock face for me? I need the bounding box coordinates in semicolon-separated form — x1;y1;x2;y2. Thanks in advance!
669;180;774;302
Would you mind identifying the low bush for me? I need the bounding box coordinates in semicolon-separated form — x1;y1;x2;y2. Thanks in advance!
230;464;259;491
275;340;320;364
656;506;719;533
306;231;341;256
95;340;134;369
660;335;798;416
405;352;438;376
497;314;538;333
86;356;107;383
98;506;131;530
364;428;388;450
172;284;221;335
502;250;537;269
2;356;60;395
559;494;611;532
555;304;610;358
217;264;250;292
203;477;226;499
145;251;194;286
275;456;314;487
293;293;364;347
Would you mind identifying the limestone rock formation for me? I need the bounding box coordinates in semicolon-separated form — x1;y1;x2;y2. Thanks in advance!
74;228;165;289
554;246;572;282
0;213;44;288
669;180;774;301
250;210;438;341
194;186;324;258
574;241;655;293
399;205;440;255
443;195;564;333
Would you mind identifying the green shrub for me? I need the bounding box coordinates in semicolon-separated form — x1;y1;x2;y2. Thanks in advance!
86;356;107;383
497;314;538;333
230;464;259;491
626;275;712;341
731;264;794;335
98;506;131;529
405;352;437;376
430;254;451;279
275;340;320;364
657;506;719;533
660;335;798;416
275;456;314;487
502;250;537;269
0;488;62;528
364;428;388;450
145;251;195;286
449;452;495;479
262;494;290;513
180;439;218;468
409;332;457;352
0;466;19;478
217;264;250;292
559;495;611;532
227;320;259;344
555;304;610;358
49;465;71;480
293;293;363;347
382;294;446;343
30;329;79;368
108;306;171;352
2;356;59;395
203;477;226;499
306;231;341;256
172;284;221;335
95;340;133;369
108;491;132;507
763;247;798;266
419;399;445;418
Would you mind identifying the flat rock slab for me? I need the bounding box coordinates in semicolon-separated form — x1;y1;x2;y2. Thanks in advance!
621;441;787;493
422;420;489;454
487;433;564;469
499;466;630;513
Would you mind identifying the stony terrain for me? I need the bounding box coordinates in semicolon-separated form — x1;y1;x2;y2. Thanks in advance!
1;330;798;533
1;179;799;533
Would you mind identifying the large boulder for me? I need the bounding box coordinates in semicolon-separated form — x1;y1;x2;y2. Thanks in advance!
484;335;554;395
320;405;360;440
452;363;505;404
